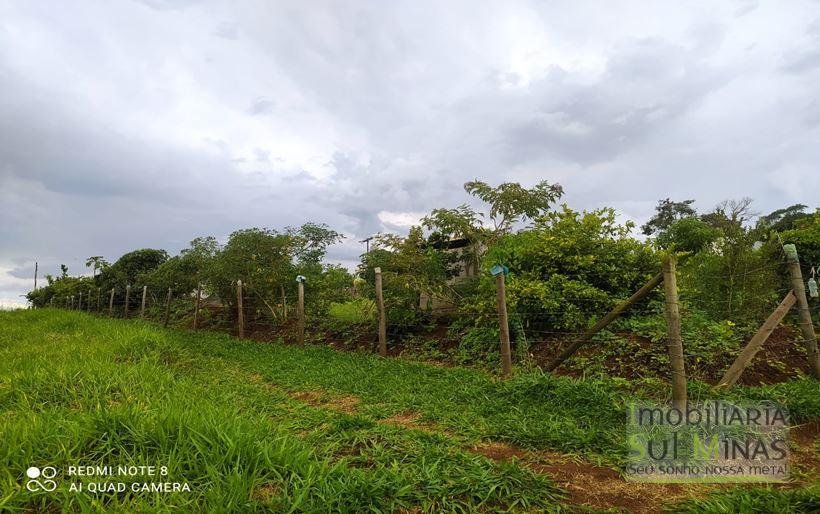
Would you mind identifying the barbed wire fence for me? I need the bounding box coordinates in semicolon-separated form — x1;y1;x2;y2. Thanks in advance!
40;245;819;404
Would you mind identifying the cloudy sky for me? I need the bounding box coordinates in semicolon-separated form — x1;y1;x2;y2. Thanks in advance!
1;0;819;306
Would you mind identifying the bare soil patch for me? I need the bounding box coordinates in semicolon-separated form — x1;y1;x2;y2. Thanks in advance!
379;411;436;432
289;390;360;414
528;326;811;385
472;441;715;513
471;436;819;514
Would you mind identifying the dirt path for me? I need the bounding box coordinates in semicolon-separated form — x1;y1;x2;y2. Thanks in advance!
268;380;819;514
473;441;716;513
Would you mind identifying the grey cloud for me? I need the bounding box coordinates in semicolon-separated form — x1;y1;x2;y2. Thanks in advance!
213;22;239;40
133;0;201;11
780;19;820;73
247;97;275;115
782;51;820;74
498;39;729;166
1;0;819;306
733;0;759;17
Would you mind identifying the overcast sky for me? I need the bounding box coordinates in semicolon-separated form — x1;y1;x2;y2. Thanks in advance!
2;0;820;307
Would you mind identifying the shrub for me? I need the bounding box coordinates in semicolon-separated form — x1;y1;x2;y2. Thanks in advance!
478;206;659;331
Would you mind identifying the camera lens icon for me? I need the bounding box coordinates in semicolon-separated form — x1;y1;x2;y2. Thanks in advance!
26;466;57;492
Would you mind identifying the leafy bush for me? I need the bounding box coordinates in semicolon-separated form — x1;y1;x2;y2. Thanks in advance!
617;303;744;376
98;248;169;291
26;275;96;308
777;209;820;267
679;236;781;327
358;227;457;334
656;217;720;253
453;325;500;365
479;206;659;331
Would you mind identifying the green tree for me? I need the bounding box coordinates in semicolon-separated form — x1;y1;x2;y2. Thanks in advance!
464;179;563;234
98;249;169;310
641;198;697;236
85;256;110;279
358;227;460;328
480;206;659;330
422;180;563;271
757;204;811;233
656;218;720;253
140;238;219;297
288;222;343;267
209;228;294;318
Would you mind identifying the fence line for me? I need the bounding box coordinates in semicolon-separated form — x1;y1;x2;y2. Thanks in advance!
35;247;820;402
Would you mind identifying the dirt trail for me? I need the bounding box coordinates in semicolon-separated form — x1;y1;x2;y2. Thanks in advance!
473;441;715;513
264;379;819;514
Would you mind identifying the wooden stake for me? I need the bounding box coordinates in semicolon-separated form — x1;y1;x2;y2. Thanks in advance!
236;280;245;338
784;245;820;378
163;288;172;328
78;291;83;310
281;285;287;320
70;295;74;309
374;267;387;356
96;287;101;312
297;279;305;345
545;272;664;372
108;288;115;316
662;256;687;410
193;283;202;330
88;289;93;311
495;272;512;378
140;285;147;318
716;291;796;389
124;285;131;317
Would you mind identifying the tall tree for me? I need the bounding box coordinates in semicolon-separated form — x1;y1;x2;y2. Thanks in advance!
85;256;109;279
641;198;697;236
757;204;811;232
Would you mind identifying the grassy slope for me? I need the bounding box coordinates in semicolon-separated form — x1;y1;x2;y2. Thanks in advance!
0;309;817;512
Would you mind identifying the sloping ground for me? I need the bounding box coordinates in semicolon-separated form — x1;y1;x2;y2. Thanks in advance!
528;326;812;385
0;309;817;513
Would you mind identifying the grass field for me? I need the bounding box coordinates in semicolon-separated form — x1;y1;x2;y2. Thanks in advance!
0;309;817;512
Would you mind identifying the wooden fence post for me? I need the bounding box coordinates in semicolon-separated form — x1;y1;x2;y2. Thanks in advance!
784;244;820;378
662;255;687;410
545;272;664;372
70;295;74;309
236;280;245;338
281;285;287;320
716;291;796;389
49;297;54;307
193;283;202;330
96;287;101;312
297;276;305;345
124;285;131;317
78;291;83;310
108;288;115;316
163;288;172;328
139;285;147;318
374;267;387;356
493;266;512;378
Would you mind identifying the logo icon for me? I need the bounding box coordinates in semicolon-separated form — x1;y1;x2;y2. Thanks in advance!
26;466;57;492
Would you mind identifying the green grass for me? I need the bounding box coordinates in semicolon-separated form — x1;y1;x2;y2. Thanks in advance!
0;309;817;512
327;299;376;325
668;485;819;513
0;309;564;512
